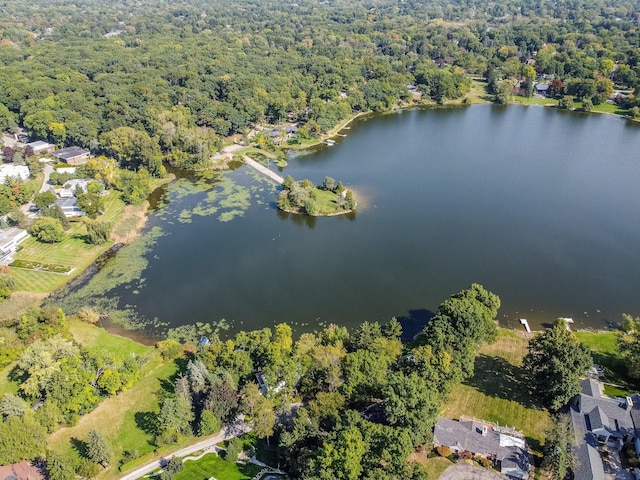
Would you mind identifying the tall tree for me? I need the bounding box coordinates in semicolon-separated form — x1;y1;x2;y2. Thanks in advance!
542;414;576;480
86;429;111;467
523;319;592;410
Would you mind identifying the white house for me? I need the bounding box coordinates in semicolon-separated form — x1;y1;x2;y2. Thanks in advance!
0;228;29;264
0;165;30;183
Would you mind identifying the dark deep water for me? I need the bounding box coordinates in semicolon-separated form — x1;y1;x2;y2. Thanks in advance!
102;105;640;336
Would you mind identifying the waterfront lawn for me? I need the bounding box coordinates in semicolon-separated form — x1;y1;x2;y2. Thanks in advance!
175;453;262;480
69;320;150;357
574;331;630;386
9;194;126;293
442;329;551;453
511;95;559;106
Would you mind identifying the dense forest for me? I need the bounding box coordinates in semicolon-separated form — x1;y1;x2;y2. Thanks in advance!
1;0;640;170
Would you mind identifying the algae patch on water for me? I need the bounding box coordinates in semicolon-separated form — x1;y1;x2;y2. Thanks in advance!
49;227;165;318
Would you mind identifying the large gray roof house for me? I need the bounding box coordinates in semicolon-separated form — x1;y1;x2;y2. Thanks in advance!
570;378;640;480
433;417;532;479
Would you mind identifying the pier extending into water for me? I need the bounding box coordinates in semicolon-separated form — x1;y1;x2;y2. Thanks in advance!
243;155;284;184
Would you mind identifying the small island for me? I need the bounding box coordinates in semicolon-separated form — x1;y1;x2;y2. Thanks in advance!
277;175;356;216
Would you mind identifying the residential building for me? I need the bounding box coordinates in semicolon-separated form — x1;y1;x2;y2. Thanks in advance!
0;165;30;183
570;378;640;480
433;417;531;479
52;146;90;165
0;460;44;480
24;140;55;154
55;198;85;217
0;228;29;264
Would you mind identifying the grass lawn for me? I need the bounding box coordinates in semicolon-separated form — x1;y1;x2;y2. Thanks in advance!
574;331;631;387
47;350;178;480
411;454;454;479
8;194;126;294
68;319;150;357
0;361;19;396
175;453;262;480
510;95;558;106
442;329;551;454
463;78;492;104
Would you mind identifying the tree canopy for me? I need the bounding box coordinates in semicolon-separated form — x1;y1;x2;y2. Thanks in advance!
523;319;592;410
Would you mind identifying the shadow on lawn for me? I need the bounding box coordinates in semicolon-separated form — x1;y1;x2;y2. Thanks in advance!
135;411;160;437
464;355;536;408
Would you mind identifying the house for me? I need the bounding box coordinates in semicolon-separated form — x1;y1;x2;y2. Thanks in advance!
268;125;298;143
255;372;269;395
52;146;90;165
0;165;30;183
534;83;549;96
570;378;640;479
24;141;55;155
0;460;44;480
54;189;74;199
433;417;531;479
0;228;29;264
55;198;85;217
63;178;96;194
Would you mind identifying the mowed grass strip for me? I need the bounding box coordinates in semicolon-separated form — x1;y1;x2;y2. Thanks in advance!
175;453;262;480
47;322;175;480
47;357;178;480
442;329;551;450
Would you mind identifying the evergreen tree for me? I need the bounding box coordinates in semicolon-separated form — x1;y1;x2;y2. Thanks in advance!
86;429;112;467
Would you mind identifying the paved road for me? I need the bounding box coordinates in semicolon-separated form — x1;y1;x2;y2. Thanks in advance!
21;164;54;216
118;418;252;480
438;463;507;480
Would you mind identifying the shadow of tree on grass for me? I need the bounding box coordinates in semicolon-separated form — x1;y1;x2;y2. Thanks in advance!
135;411;159;437
464;354;537;409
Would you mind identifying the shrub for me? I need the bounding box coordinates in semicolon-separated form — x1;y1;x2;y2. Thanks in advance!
436;446;451;457
156;339;182;360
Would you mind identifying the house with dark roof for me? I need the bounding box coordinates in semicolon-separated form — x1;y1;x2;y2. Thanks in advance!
570;378;640;479
433;417;531;479
52;146;90;165
55;198;85;218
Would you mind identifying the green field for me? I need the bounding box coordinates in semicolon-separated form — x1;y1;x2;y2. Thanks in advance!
46;323;178;480
575;331;631;386
442;329;552;453
8;193;125;293
175;453;262;480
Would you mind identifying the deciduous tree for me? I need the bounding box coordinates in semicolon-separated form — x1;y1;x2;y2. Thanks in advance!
523;319;592;410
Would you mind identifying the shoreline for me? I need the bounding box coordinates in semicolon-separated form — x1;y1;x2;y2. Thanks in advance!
3;99;633;327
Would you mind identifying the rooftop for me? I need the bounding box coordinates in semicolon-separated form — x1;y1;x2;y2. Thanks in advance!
52;146;89;161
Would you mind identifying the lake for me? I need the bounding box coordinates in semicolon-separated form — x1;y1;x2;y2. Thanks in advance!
78;105;640;337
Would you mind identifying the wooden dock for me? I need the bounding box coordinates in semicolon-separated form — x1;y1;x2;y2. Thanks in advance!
243;155;284;184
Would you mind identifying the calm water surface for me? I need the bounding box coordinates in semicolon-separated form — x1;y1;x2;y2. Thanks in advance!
108;105;640;335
